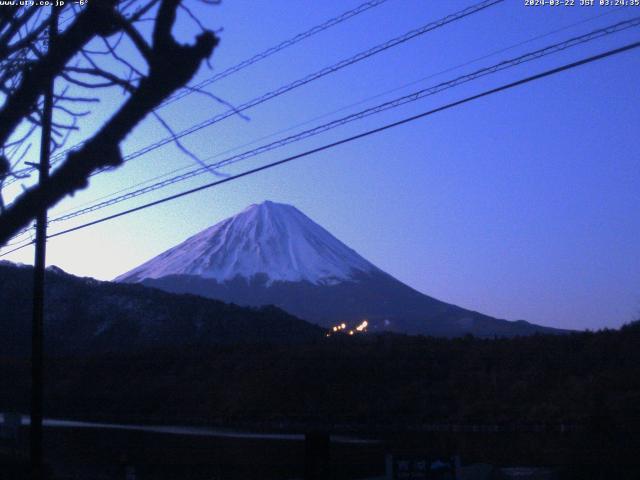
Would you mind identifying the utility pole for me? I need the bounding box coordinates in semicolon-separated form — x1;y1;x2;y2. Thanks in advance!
31;7;58;480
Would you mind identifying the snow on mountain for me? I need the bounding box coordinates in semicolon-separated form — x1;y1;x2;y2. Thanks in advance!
116;201;377;286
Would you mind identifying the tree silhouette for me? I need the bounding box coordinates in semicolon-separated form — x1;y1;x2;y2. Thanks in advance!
0;0;219;247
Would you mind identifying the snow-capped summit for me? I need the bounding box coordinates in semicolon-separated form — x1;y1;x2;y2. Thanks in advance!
116;201;377;285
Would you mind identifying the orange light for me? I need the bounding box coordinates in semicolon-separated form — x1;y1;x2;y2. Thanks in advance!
355;320;368;332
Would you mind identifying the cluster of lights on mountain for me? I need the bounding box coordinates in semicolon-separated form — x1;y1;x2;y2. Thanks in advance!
326;320;368;337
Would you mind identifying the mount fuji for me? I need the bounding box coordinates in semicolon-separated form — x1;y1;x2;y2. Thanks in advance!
117;201;561;337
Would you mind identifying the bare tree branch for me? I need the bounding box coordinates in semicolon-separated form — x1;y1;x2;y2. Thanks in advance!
64;65;138;91
0;0;219;246
0;1;121;146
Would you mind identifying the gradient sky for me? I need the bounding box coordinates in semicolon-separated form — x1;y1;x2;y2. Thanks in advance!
2;0;639;331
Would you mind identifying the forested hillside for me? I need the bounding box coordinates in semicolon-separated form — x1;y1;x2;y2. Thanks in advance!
2;322;638;428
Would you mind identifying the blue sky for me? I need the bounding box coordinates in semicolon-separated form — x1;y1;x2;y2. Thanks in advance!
3;0;639;330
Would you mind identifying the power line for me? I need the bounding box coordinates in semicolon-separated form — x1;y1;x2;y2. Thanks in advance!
50;5;631;219
1;0;388;183
105;0;503;169
3;39;637;256
5;0;503;185
161;0;391;107
348;4;630;111
0;236;34;256
4;13;638;243
46;16;640;225
4;231;34;247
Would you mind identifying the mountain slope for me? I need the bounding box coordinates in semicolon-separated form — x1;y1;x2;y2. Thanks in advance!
117;201;564;337
0;262;322;356
140;271;559;337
